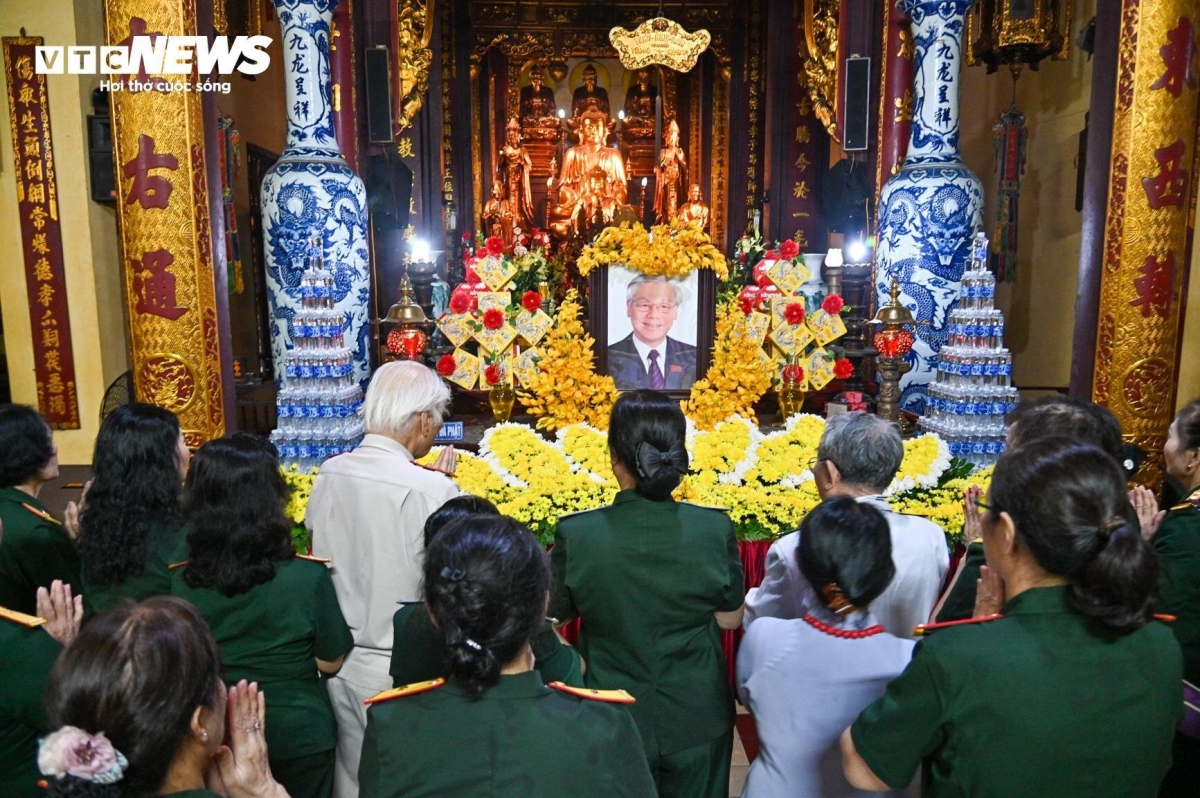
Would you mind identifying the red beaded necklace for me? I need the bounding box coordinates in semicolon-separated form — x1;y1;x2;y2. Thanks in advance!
802;613;885;639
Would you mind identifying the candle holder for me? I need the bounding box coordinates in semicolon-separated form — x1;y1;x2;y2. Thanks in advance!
382;265;433;362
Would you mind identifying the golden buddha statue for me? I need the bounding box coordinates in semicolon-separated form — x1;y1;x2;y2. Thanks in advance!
496;118;534;231
482;182;516;246
548;108;629;237
572;166;620;230
676;183;710;231
653;119;687;223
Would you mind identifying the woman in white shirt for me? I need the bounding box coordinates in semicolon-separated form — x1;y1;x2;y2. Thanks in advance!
737;497;916;797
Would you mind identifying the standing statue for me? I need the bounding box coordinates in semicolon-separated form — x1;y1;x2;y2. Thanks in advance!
676;183;710;231
496;118;534;231
654;119;687;224
520;68;558;122
571;63;610;118
482;182;516;246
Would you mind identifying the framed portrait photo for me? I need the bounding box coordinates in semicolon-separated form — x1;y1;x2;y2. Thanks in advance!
589;265;716;397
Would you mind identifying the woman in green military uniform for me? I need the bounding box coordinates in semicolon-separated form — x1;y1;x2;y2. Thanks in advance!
550;390;745;797
1148;398;1200;797
39;596;288;798
0;404;80;614
842;439;1181;796
389;494;583;688
0;576;81;798
361;513;655;797
77;403;191;614
172;434;352;798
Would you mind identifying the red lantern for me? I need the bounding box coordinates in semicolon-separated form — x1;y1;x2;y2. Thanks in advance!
388;327;428;360
873;328;915;358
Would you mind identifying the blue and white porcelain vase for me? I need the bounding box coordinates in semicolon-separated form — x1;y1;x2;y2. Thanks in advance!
261;0;370;389
875;0;983;415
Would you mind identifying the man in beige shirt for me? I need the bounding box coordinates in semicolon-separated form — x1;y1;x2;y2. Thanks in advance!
308;361;458;798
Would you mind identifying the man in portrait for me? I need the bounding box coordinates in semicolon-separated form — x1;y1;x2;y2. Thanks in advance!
608;274;696;391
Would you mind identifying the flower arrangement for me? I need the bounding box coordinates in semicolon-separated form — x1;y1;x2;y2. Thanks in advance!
682;300;775;431
517;290;619;431
282;465;318;553
576;218;730;280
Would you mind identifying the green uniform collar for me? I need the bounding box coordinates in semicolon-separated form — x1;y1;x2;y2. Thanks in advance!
447;670;548;700
1000;585;1071;616
0;486;46;512
612;488;672;505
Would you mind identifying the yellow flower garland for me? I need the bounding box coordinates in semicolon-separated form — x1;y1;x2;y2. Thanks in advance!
576;219;729;280
682;301;775;431
517;290;619;431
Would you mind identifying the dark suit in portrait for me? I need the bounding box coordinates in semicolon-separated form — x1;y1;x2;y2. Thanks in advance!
608;334;697;391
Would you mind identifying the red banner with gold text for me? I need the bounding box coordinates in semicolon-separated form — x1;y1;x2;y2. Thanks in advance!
3;37;80;429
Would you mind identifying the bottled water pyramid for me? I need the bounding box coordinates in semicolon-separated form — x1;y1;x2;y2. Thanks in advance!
270;242;364;471
919;232;1018;468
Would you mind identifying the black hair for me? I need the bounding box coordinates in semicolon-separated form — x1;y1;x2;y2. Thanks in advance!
988;437;1157;634
607;389;688;501
797;496;895;611
423;514;549;697
1008;396;1123;461
78;404;185;589
0;404;54;488
1174;399;1200;451
423;495;500;548
44;596;223;798
181;433;294;597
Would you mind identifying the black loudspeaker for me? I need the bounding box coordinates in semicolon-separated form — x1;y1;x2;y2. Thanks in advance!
88;88;116;203
366;153;414;231
364;46;394;144
843;56;871;152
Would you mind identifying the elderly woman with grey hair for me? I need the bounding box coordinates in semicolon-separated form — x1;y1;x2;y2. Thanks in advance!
744;412;949;638
306;360;460;797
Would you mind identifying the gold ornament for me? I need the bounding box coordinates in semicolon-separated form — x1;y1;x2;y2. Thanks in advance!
609;18;711;72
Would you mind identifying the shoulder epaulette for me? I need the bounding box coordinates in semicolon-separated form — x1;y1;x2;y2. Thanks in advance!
914;613;1002;637
21;503;61;526
168;561;188;570
0;605;47;628
364;678;445;705
678;501;731;514
1170;489;1200;512
295;553;332;564
548;682;636;703
1154;613;1176;623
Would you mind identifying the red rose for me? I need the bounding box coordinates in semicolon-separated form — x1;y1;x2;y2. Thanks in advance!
482;308;505;330
784;302;806;325
782;364;804;384
522;291;543;312
822;294;845;314
486;236;505;256
475;247;487;259
449;293;471;314
780;239;799;259
484;364;502;386
436;354;457;376
764;248;778;260
834;357;854;380
739;296;753;315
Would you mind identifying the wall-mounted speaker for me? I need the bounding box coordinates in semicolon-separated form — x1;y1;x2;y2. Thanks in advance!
365;46;394;144
843;56;871;152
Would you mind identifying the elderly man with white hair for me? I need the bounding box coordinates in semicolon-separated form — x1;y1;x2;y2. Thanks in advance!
307;361;458;797
744;412;948;639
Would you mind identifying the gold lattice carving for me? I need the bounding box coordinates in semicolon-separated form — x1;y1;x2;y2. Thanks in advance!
1092;0;1198;487
396;0;435;133
801;0;839;140
105;0;226;444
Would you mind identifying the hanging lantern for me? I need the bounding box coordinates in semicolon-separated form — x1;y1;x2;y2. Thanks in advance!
383;269;431;361
966;0;1073;73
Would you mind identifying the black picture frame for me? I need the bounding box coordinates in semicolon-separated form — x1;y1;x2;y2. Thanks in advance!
588;265;717;399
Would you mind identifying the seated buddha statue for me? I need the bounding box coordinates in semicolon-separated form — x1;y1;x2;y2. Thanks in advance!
571;64;610;119
547;107;629;237
622;69;657;139
676;183;710;232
